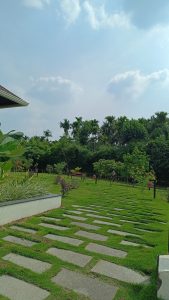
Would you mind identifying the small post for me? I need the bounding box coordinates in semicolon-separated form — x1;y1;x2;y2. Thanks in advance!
153;179;156;199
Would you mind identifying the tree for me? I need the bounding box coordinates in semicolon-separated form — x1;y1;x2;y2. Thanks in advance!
43;129;52;141
60;119;70;136
123;147;149;184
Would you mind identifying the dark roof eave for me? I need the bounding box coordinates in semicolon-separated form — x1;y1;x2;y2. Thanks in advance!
0;85;29;108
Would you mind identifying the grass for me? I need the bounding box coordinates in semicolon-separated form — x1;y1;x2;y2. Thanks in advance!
0;173;168;300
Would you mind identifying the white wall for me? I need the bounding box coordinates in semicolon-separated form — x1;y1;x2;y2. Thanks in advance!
0;195;61;226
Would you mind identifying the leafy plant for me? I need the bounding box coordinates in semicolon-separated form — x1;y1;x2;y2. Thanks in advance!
0;130;24;178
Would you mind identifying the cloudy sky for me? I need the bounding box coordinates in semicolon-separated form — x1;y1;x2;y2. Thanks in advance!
1;0;169;138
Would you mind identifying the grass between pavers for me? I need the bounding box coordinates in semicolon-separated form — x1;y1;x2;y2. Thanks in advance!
0;174;168;300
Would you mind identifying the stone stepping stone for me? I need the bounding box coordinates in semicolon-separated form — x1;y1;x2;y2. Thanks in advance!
10;225;37;234
120;240;151;248
0;275;50;300
63;214;87;221
52;268;118;300
86;213;112;220
71;222;100;231
75;230;108;241
69;210;83;215
93;220;121;228
114;208;124;211
91;260;149;284
77;208;98;213
135;228;155;233
2;235;37;247
86;243;127;258
44;233;83;246
108;229;140;238
47;248;92;267
39;223;69;231
40;216;61;222
120;219;142;225
3;253;51;274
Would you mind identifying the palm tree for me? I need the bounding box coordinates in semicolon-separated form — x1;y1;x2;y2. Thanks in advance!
60;119;70;136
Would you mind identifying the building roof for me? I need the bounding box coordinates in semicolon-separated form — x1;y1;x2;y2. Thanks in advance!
0;85;28;108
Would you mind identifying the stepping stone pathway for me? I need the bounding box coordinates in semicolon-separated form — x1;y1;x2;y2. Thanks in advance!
47;247;92;267
69;210;83;215
71;221;100;230
52;268;118;300
75;230;108;241
85;243;127;258
2;235;37;247
93;220;121;228
86;213;112;220
108;229;140;238
10;225;37;234
44;233;83;246
63;213;87;221
91;260;149;284
120;240;151;248
0;275;50;300
39;223;69;231
3;253;51;274
40;216;61;222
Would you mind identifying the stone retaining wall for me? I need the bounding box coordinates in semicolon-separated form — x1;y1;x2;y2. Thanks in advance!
0;194;61;226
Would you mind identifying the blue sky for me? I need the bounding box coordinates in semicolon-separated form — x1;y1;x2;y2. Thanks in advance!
1;0;169;138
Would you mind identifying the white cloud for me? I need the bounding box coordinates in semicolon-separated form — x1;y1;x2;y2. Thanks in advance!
83;1;130;30
28;76;83;104
108;69;169;100
59;0;81;24
22;0;50;9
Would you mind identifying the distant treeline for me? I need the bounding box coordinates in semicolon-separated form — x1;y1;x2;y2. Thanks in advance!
16;112;169;186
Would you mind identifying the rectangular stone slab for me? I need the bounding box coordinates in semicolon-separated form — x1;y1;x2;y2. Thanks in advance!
120;219;142;225
63;214;87;221
93;220;121;227
69;210;83;215
114;208;124;211
10;225;37;234
77;208;98;213
39;223;69;231
92;260;149;284
2;235;37;247
75;230;108;241
40;217;61;222
52;268;118;300
3;253;51;274
108;229;140;238
86;243;127;258
0;275;50;300
47;247;92;267
71;222;100;230
44;234;83;246
86;213;112;220
120;240;150;248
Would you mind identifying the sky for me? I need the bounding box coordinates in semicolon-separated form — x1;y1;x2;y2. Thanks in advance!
1;0;169;138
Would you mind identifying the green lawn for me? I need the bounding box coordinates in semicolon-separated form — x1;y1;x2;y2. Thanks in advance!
0;173;168;300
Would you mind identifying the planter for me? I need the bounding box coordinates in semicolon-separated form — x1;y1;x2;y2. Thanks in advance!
0;194;62;226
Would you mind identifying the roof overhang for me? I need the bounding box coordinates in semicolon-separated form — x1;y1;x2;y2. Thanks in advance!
0;85;29;108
